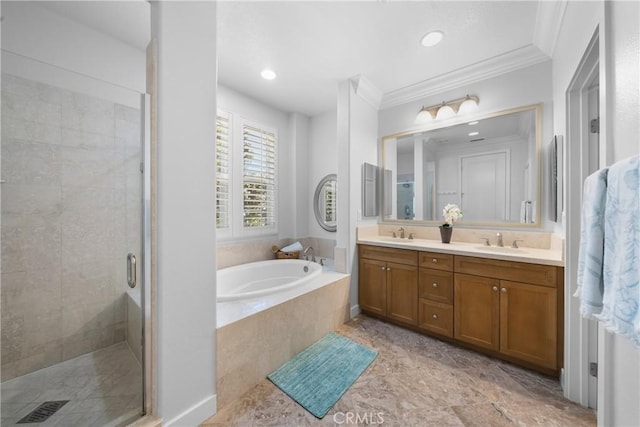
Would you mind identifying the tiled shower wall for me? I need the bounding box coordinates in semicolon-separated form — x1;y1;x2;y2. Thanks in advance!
1;74;141;381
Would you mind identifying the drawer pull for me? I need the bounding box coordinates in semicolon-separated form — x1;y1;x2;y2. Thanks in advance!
432;282;438;288
432;314;438;320
492;286;498;292
501;287;507;293
432;258;438;263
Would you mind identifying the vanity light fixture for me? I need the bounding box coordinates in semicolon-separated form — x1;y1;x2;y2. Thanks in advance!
260;69;277;80
415;94;480;123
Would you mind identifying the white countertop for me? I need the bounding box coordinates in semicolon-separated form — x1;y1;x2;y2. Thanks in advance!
357;236;564;267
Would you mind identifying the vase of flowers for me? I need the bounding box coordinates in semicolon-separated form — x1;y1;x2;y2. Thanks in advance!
440;204;463;244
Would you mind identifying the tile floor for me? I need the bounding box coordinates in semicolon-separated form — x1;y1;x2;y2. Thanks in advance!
204;315;596;426
1;342;143;426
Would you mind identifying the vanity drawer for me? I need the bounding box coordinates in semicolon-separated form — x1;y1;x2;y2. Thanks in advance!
359;245;418;266
419;251;454;271
454;256;558;288
418;299;453;338
419;269;453;304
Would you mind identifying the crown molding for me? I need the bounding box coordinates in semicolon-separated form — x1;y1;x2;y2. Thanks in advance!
380;44;550;110
350;74;383;109
533;0;567;57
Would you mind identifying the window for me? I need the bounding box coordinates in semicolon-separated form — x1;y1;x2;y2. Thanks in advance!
215;113;230;230
242;124;276;229
215;111;277;238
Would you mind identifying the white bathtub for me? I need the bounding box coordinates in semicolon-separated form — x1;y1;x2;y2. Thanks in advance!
217;259;322;302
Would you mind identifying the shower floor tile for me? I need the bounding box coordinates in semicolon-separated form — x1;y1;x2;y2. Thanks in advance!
204;315;596;427
1;342;142;427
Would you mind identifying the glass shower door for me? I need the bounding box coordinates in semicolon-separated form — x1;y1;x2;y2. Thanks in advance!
0;72;146;426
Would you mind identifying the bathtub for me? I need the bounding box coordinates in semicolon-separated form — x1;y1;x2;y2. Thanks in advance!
216;259;351;408
217;259;322;302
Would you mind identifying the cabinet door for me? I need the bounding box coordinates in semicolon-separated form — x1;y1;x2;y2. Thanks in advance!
500;280;558;370
386;262;418;325
359;258;387;316
454;273;499;351
419;269;453;304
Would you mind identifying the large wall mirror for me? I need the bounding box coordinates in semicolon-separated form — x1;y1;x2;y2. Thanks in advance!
382;104;541;227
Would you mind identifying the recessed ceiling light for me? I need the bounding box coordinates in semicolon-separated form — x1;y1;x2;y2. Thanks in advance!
468;121;479;126
261;69;277;80
468;131;479;136
421;31;444;47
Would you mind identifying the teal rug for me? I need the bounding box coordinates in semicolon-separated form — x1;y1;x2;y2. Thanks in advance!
267;332;378;419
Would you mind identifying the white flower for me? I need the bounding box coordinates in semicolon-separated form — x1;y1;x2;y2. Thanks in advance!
442;204;463;226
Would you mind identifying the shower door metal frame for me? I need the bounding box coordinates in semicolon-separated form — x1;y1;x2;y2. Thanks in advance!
141;93;152;416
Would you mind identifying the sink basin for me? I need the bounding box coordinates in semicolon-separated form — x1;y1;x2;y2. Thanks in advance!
476;245;528;254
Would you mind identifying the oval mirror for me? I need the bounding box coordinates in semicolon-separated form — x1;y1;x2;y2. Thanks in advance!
314;174;337;232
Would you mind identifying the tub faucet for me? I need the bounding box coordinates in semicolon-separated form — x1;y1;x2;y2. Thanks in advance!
303;246;316;263
496;233;504;247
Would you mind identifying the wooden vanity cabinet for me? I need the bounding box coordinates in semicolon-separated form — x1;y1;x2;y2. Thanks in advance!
454;256;561;372
358;245;418;326
358;245;563;374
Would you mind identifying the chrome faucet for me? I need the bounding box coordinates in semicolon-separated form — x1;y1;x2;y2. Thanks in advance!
496;233;503;247
303;246;316;263
398;227;405;239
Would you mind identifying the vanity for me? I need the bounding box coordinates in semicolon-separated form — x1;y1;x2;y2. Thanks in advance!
357;232;564;376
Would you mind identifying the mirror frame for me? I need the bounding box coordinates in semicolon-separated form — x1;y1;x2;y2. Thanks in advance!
314;173;337;232
381;104;542;228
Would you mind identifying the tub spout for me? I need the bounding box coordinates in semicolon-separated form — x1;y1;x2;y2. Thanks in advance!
303;246;316;263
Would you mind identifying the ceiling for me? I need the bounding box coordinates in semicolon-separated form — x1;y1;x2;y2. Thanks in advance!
37;1;554;118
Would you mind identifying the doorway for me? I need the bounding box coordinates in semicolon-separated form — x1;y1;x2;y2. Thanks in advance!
460;151;509;222
565;29;600;410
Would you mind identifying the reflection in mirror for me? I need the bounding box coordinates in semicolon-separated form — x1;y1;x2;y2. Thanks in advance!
314;174;337;232
382;105;541;226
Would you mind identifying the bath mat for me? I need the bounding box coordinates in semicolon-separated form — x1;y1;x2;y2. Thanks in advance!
267;332;377;419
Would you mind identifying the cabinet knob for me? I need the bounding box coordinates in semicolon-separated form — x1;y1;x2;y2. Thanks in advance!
432;314;438;320
432;258;438;263
501;287;507;293
432;282;438;288
492;286;498;292
381;266;386;271
387;267;391;271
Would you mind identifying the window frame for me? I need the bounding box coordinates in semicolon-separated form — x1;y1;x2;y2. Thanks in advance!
216;110;278;240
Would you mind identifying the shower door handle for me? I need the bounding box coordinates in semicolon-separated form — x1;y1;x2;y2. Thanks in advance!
127;253;137;289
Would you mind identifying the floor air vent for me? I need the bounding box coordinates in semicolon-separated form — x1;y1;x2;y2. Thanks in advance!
17;400;70;424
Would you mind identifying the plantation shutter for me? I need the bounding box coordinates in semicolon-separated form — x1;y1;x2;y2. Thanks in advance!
215;114;230;229
242;124;276;228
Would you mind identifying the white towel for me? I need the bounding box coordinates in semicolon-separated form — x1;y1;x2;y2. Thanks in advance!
280;241;303;252
596;155;640;347
519;201;528;223
574;168;608;319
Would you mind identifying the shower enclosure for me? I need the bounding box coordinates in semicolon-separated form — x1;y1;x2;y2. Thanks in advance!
0;71;148;425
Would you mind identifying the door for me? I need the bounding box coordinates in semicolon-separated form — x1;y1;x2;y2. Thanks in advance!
359;258;387;315
386;262;418;325
460;152;508;222
499;281;558;370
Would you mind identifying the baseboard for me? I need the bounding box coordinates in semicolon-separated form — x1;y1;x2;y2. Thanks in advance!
164;394;217;427
350;304;361;319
